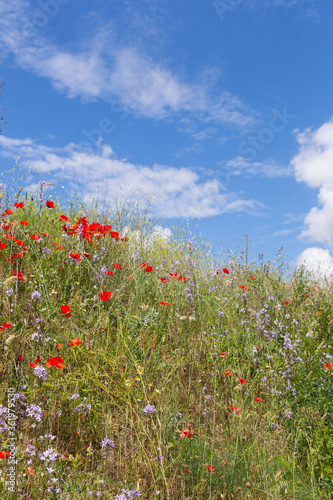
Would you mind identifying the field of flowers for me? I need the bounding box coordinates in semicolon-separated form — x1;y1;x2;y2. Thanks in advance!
0;183;332;499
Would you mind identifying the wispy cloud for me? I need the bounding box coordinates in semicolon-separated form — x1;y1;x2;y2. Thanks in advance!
217;156;292;179
0;135;265;218
0;0;257;127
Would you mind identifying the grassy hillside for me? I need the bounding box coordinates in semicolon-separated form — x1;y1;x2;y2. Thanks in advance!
0;184;332;499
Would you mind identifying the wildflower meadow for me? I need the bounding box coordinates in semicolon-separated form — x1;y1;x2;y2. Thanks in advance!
0;183;332;499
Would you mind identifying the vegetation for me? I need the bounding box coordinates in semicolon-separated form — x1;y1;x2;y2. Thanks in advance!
0;182;332;499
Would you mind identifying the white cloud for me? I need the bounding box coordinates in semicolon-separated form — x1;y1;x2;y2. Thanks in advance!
291;119;333;246
0;0;257;127
217;156;292;179
294;247;333;282
0;135;264;219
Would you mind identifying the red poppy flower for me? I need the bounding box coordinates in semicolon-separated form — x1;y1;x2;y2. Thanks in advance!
69;253;81;261
106;270;113;275
180;429;193;438
184;469;189;473
0;243;6;249
26;467;35;475
223;268;229;274
121;236;129;242
238;378;247;385
46;356;65;369
160;301;170;306
114;262;122;270
0;322;11;332
128;276;134;281
17;354;23;362
225;369;232;376
110;231;119;240
99;291;113;301
230;406;241;415
283;301;290;305
20;220;29;226
0;451;11;459
4;209;13;215
249;275;255;280
13;271;23;280
324;363;333;370
207;464;215;472
30;234;41;241
46;200;55;208
15;239;24;246
240;285;247;292
160;277;168;284
13;202;24;208
170;273;178;278
255;397;262;402
29;361;39;368
140;263;148;268
220;352;227;358
60;304;71;317
145;266;154;273
69;338;82;346
56;343;63;349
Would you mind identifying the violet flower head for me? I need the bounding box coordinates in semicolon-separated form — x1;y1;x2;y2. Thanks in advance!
143;404;156;415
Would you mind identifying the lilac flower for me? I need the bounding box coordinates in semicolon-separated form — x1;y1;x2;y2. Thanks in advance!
74;403;91;416
5;288;13;297
115;493;127;500
34;366;47;380
128;490;142;499
31;331;42;341
284;410;292;420
26;404;43;422
47;486;60;494
39;448;57;462
143;404;156;415
100;438;115;449
71;393;79;400
25;444;36;456
31;291;42;301
36;317;43;324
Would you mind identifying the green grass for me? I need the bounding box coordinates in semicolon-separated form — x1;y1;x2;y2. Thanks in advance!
0;184;332;499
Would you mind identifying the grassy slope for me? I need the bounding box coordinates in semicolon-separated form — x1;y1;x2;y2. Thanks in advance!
0;188;332;499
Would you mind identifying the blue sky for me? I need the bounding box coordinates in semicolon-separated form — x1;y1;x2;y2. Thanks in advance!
1;0;333;278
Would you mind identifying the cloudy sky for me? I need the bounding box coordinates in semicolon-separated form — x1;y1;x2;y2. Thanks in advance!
1;0;333;277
